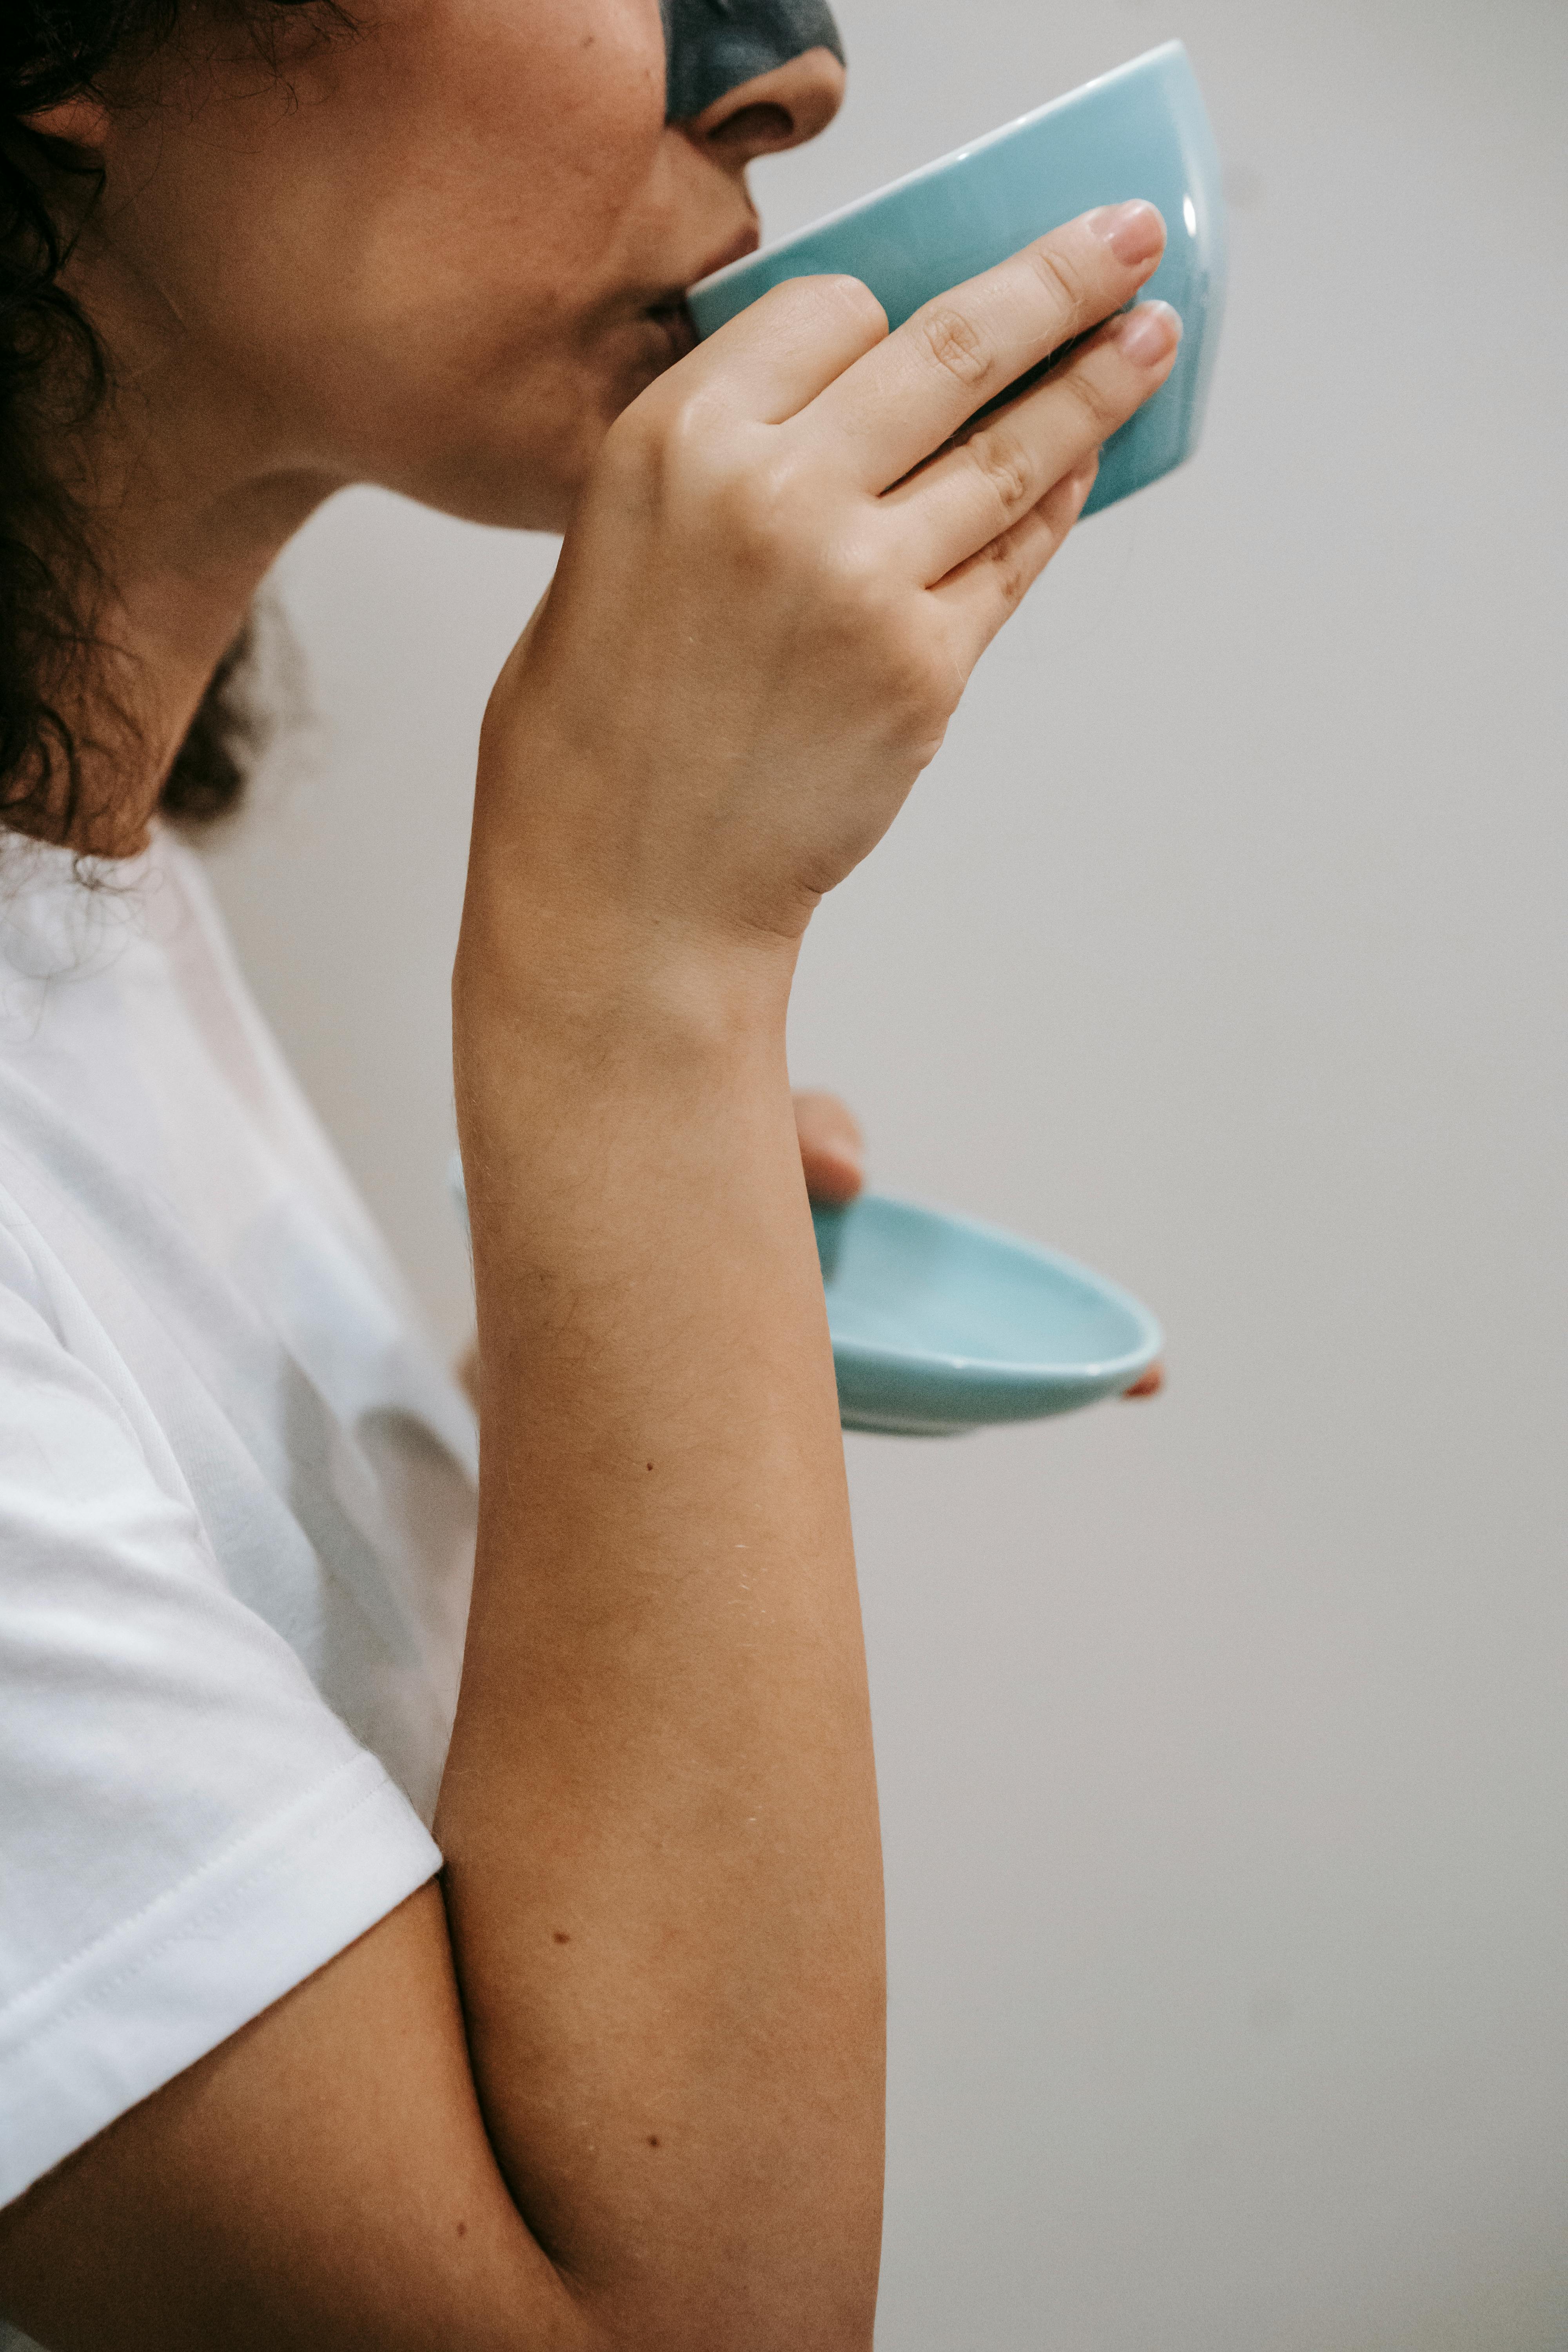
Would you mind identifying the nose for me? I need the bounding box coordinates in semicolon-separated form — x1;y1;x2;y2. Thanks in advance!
682;45;846;162
662;0;845;132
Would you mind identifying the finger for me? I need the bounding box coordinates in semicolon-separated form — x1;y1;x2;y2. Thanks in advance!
888;300;1181;584
929;452;1100;663
802;200;1166;492
793;1089;866;1205
1121;1363;1165;1398
650;273;890;424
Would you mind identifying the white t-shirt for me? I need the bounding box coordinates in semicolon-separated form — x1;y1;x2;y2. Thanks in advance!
0;828;477;2251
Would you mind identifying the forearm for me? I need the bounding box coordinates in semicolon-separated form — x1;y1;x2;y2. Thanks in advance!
436;889;885;2350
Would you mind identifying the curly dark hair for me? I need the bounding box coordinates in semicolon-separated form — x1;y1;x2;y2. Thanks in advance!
1;1;332;847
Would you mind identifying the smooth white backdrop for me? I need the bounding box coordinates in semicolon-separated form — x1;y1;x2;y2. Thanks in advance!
209;2;1568;2342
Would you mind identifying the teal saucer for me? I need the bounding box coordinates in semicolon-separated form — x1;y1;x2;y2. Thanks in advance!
813;1193;1161;1435
448;1158;1158;1439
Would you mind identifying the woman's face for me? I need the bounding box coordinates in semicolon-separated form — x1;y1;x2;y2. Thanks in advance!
83;0;844;530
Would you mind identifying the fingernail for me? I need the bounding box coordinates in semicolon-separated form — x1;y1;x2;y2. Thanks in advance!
1088;200;1165;267
1112;300;1181;365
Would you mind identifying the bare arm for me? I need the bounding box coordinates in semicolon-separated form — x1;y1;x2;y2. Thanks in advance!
440;940;883;2349
453;1089;867;1404
0;204;1176;2351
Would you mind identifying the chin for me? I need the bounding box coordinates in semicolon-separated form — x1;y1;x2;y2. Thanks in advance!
404;318;690;534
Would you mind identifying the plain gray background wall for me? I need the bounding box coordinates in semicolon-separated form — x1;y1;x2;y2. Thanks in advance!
207;2;1568;2343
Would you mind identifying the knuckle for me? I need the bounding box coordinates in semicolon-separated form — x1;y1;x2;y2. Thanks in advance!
818;532;887;617
885;658;949;746
817;272;889;341
633;409;726;515
962;426;1034;524
984;535;1034;611
608;377;707;471
653;387;715;466
975;514;1053;615
826;587;932;714
717;450;807;550
882;622;957;739
1062;357;1122;438
601;392;660;465
917;304;992;388
1024;238;1089;321
768;271;888;347
662;391;728;474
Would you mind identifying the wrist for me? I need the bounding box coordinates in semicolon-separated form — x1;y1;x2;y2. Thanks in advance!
453;896;813;1378
454;873;797;1116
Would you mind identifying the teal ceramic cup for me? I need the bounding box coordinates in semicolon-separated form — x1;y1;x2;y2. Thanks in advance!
688;41;1225;516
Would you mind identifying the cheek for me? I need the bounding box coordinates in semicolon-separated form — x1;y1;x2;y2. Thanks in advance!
99;0;688;520
147;0;670;362
388;0;671;278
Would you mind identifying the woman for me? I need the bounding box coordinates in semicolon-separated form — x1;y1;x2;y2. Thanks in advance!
0;0;1179;2339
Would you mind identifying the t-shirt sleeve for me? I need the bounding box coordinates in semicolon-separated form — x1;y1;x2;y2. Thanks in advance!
0;1264;443;2210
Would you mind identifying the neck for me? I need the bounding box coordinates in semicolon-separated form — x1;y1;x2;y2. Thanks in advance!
63;451;335;860
53;232;340;858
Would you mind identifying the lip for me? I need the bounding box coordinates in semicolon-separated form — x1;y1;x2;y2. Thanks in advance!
641;295;698;365
686;221;761;291
634;221;760;367
635;220;761;319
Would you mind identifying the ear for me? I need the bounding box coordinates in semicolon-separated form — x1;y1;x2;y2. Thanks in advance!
20;94;110;154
